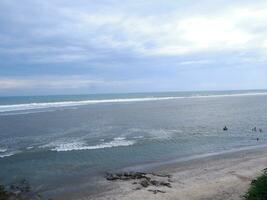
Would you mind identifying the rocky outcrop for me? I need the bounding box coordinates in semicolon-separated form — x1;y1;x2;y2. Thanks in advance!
148;189;166;194
9;179;31;195
0;179;50;200
105;172;172;193
105;172;148;181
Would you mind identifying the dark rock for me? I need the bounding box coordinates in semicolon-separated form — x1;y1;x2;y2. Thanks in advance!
9;179;31;194
105;173;120;181
140;180;150;188
151;173;171;178
150;180;160;186
148;189;166;194
105;172;148;181
105;171;173;190
0;185;11;200
120;176;131;181
159;182;172;188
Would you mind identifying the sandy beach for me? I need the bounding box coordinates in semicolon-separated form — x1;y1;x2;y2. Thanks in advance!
83;146;267;200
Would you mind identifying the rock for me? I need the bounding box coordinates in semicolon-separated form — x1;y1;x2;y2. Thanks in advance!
106;172;149;181
105;171;173;190
134;172;147;179
120;176;131;181
148;189;166;194
140;180;150;188
160;182;172;188
150;180;160;186
105;173;120;181
0;185;11;200
151;173;171;178
9;179;31;194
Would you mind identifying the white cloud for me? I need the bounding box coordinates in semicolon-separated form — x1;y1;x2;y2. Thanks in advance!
0;76;155;91
125;10;256;55
179;17;251;48
0;76;104;90
0;79;30;89
61;5;266;56
179;59;213;65
1;1;267;61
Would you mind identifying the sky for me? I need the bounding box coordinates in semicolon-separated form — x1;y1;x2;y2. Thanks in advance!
0;0;267;96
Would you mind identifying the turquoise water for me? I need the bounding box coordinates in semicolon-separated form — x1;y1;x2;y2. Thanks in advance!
0;90;267;197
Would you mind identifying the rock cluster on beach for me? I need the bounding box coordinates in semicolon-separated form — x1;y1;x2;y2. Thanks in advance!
0;179;32;200
105;172;172;194
0;179;50;200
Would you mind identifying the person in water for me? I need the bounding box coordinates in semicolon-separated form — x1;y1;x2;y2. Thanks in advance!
252;127;257;132
223;126;228;131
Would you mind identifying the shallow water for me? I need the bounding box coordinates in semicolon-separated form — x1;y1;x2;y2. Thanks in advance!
0;90;267;196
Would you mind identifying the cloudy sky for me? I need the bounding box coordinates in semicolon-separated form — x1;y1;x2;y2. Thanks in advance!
0;0;267;95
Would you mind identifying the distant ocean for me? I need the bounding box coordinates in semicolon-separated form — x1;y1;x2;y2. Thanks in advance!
1;90;267;197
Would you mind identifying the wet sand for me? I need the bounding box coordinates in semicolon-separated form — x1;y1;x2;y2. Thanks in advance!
84;146;267;200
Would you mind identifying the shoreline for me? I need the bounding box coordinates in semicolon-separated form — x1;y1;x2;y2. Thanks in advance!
76;145;267;200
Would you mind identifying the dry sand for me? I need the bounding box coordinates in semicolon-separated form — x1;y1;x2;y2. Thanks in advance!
86;146;267;200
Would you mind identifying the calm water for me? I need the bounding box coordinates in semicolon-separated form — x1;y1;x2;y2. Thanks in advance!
0;90;267;197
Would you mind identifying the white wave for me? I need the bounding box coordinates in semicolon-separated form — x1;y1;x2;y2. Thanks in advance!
1;92;267;113
0;148;7;153
133;136;144;139
0;150;19;158
45;137;135;152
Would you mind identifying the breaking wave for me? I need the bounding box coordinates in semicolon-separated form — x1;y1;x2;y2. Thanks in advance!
44;137;135;152
1;92;267;113
0;148;19;158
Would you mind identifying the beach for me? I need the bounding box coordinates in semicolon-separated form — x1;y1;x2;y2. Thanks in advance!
85;146;267;200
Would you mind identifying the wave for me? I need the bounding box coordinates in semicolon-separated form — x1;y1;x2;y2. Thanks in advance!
0;152;17;158
44;137;135;152
0;148;7;153
0;148;19;158
1;92;267;113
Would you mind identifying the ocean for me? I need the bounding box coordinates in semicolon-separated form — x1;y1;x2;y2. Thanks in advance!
0;90;267;198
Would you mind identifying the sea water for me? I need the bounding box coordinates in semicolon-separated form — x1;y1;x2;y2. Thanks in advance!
0;90;267;196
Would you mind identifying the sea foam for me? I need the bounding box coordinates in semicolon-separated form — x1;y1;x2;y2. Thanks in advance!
0;149;19;158
0;152;16;158
45;137;135;152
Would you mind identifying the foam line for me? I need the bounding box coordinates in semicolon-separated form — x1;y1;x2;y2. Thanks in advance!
1;92;267;113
